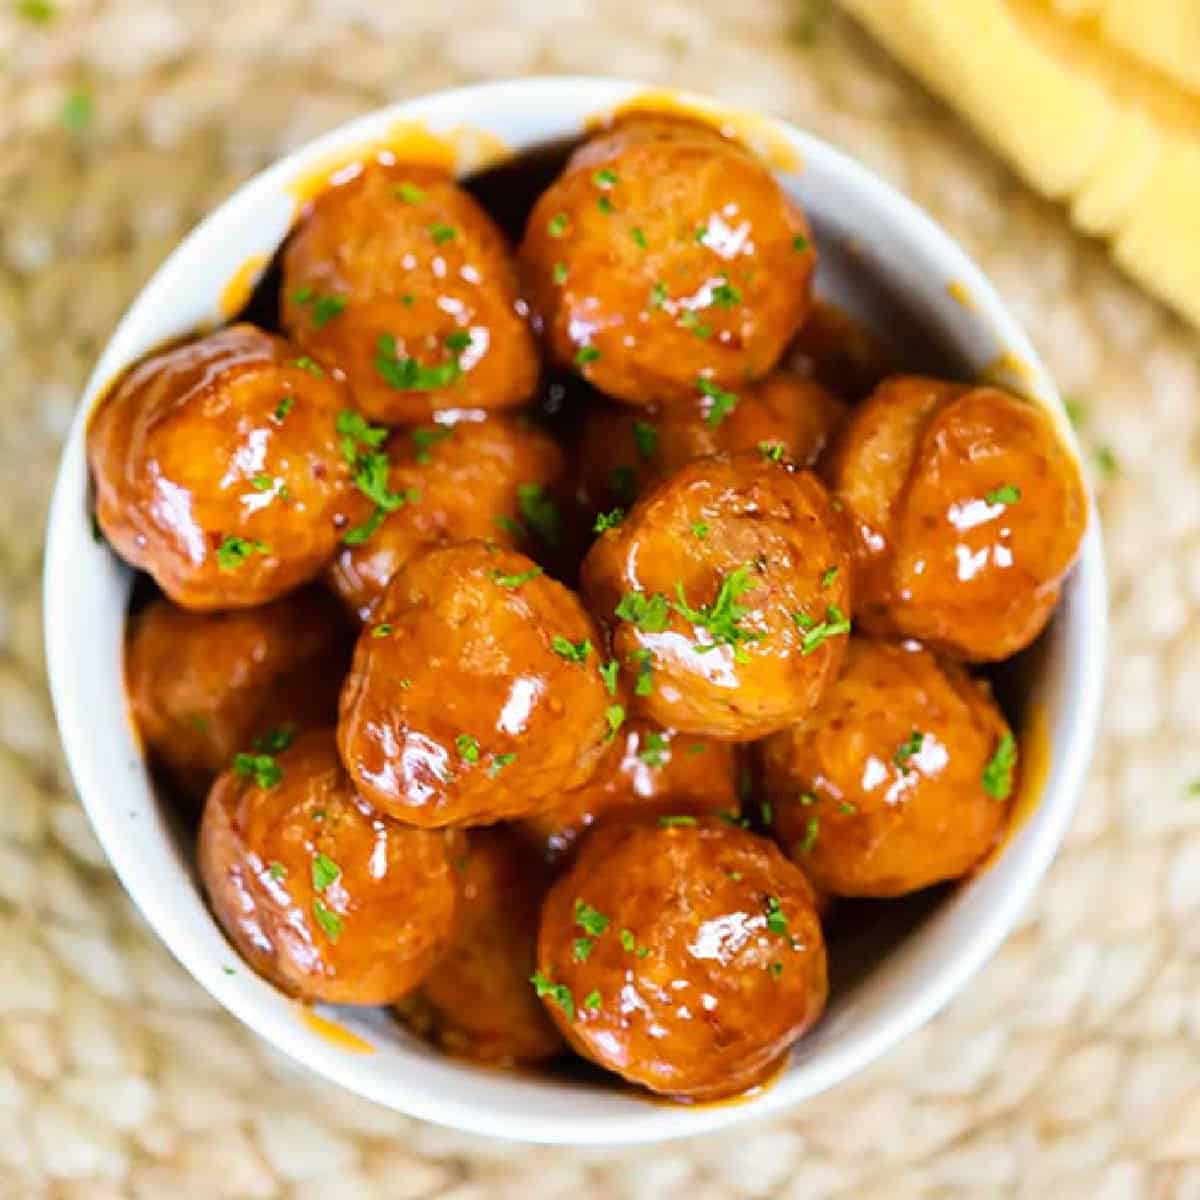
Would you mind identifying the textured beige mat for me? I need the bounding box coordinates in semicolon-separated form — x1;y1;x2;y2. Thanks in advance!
2;1;1198;1196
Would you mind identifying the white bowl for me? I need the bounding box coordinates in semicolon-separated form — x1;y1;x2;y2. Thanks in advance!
43;77;1107;1145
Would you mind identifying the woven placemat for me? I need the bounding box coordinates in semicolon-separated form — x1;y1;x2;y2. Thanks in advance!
2;2;1198;1196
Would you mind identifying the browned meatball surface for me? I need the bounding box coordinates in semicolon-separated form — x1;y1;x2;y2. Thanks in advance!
199;728;460;1004
581;451;852;740
826;376;1087;661
338;542;613;827
761;638;1016;897
520;117;815;407
415;829;564;1065
127;588;349;803
534;818;827;1100
579;368;847;513
519;721;738;861
789;299;894;401
327;413;567;621
88;324;353;610
282;160;538;424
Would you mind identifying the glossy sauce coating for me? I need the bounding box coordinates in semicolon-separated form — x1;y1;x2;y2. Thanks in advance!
520;117;816;407
826;376;1087;661
282;160;539;424
581;451;852;740
88;324;353;610
578;368;847;513
126;588;349;803
198;728;460;1004
337;542;613;827
519;720;738;862
761;638;1014;897
789;299;895;401
328;413;567;621
415;828;564;1065
535;818;827;1100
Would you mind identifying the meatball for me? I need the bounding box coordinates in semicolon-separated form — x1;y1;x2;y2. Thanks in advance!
328;413;567;621
579;368;846;513
127;588;349;804
199;728;459;1004
416;829;564;1065
761;638;1016;897
534;817;827;1100
88;324;353;610
825;376;1087;661
520;116;815;407
789;300;894;401
520;721;739;861
338;542;613;827
282;159;538;424
581;450;852;740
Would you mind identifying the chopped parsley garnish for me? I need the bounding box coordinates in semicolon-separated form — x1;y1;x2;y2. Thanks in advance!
292;356;324;376
553;261;568;285
575;899;610;936
456;734;481;763
593;507;625;533
605;704;626;737
398;678;413;689
619;929;635;952
894;730;925;771
370;623;393;638
697;377;738;427
985;484;1021;505
292;289;347;329
760;799;773;825
638;731;669;767
793;234;810;252
821;566;839;589
552;635;592;664
575;345;601;366
582;990;601;1011
216;536;269;571
311;852;340;892
267;862;287;881
1096;446;1118;477
428;223;456;244
717;809;750;828
599;660;620;695
573;937;594;962
592;168;618;188
488;753;516;778
672;565;763;661
691;522;710;539
695;223;709;244
597;195;614;214
494;513;524;538
251;475;273;491
490;566;544;588
795;604;851;654
630;648;654;697
336;409;415;544
838;802;858;815
312;898;342;943
232;751;282;789
799;792;817;806
711;279;741;308
649;281;667;309
758;441;785;463
547;213;568;238
273;396;294;422
608;465;637;505
658;814;698;828
769;962;783;979
679;310;712;339
632;420;658;460
615;590;671;632
531;971;575;1019
631;226;648;248
795;815;819;854
394;182;426;204
411;425;453;463
765;895;791;935
517;482;562;547
253;726;296;754
374;331;467;392
982;732;1017;800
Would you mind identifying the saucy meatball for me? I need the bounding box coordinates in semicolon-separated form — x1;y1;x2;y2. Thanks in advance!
520;116;815;407
416;829;563;1065
534;817;827;1100
581;450;852;740
127;588;349;803
88;324;352;610
579;368;846;513
789;299;894;401
328;413;567;621
338;542;612;827
520;721;738;861
282;160;538;424
826;376;1087;661
199;728;459;1004
761;638;1016;897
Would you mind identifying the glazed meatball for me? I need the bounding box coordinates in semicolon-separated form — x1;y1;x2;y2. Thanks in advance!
338;542;613;827
789;299;894;401
282;159;538;424
579;368;846;513
127;588;349;803
761;638;1016;897
199;728;459;1004
825;377;1087;661
88;324;353;610
520;721;738;861
328;413;567;621
534;817;827;1100
581;450;852;740
520;116;815;407
416;829;564;1065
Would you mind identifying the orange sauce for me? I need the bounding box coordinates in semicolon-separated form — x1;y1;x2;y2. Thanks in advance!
593;89;805;173
299;1004;376;1054
219;253;270;321
945;279;977;311
646;1051;789;1108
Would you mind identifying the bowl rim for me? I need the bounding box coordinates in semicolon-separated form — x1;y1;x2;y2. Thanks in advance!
43;75;1108;1145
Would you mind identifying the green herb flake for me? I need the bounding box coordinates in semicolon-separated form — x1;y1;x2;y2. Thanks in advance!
575;345;602;367
793;234;810;253
370;623;393;638
547;213;568;238
552;635;592;665
760;799;774;825
553;261;568;285
658;814;698;828
267;861;287;881
821;565;839;589
530;971;575;1020
985;484;1021;506
697;377;738;427
982;732;1018;800
796;816;819;854
1096;445;1119;477
582;989;602;1011
517;482;562;548
894;730;925;771
394;182;426;204
632;419;659;461
768;962;783;979
837;801;858;814
411;424;453;463
273;396;294;422
231;751;282;789
605;703;626;737
61;88;93;133
592;168;619;189
292;356;324;376
456;733;481;764
494;513;524;538
574;899;610;936
374;332;465;392
679;309;712;339
312;898;342;942
758;441;786;463
673;565;763;661
797;603;851;654
619;929;636;952
311;852;340;893
600;659;620;695
638;731;669;768
711;279;741;308
1064;398;1085;428
428;223;456;244
250;474;273;492
615;590;671;632
573;937;594;962
488;753;516;779
690;521;710;539
765;895;790;936
631;226;648;248
490;566;544;589
597;195;614;214
649;280;667;309
593;507;625;533
216;536;269;572
631;649;654;697
253;726;296;754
